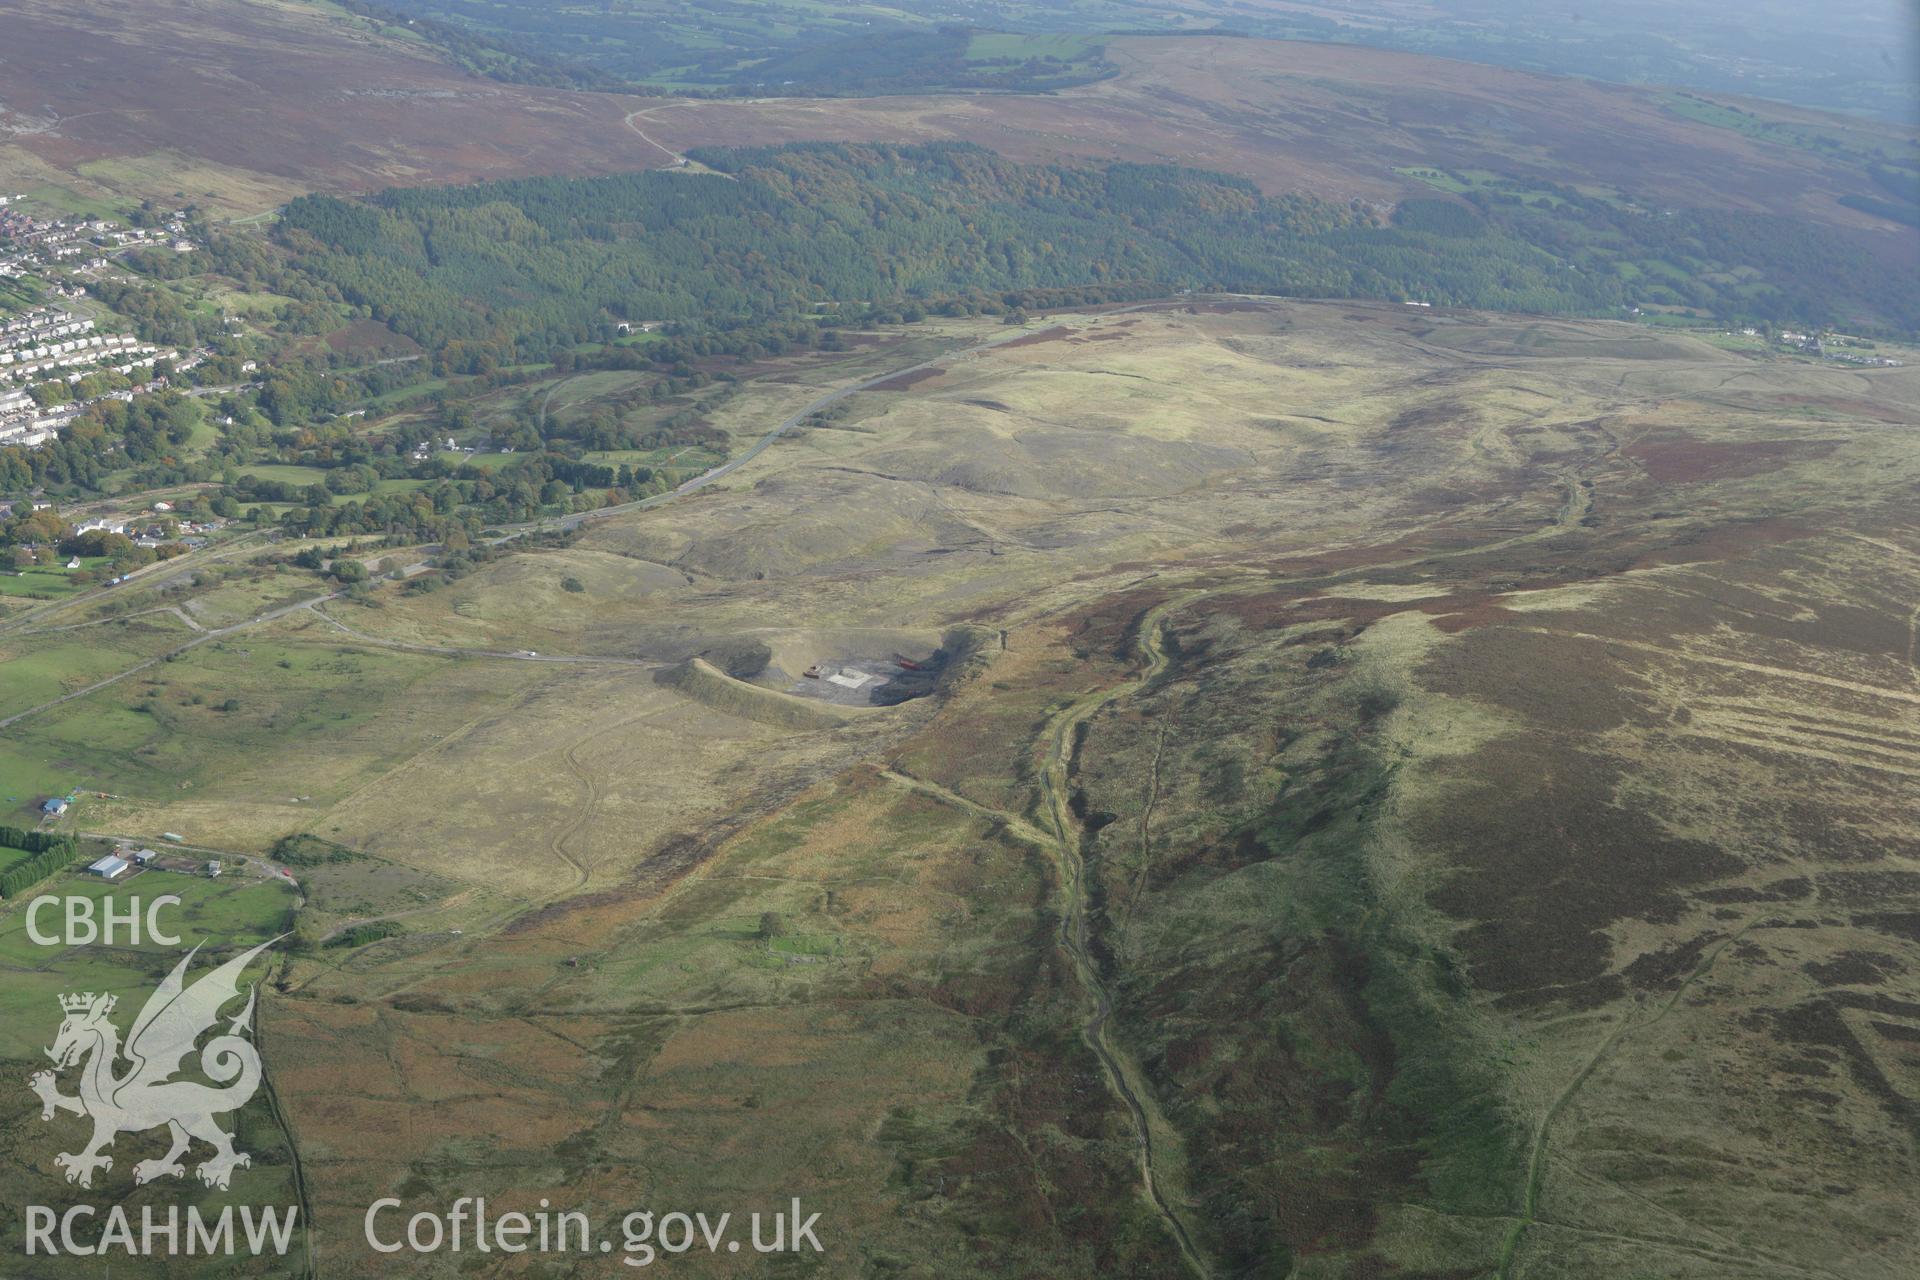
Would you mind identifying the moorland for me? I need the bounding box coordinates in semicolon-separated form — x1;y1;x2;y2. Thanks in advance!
6;0;1915;241
357;0;1914;120
0;2;1915;1276
4;299;1917;1276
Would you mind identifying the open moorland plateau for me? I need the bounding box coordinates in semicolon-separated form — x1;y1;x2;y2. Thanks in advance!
4;298;1918;1276
0;0;647;211
634;36;1916;239
3;0;1914;247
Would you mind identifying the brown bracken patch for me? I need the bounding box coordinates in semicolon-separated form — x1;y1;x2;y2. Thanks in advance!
323;318;422;357
871;366;946;391
1414;743;1741;994
1625;436;1841;485
1629;516;1812;569
999;326;1074;349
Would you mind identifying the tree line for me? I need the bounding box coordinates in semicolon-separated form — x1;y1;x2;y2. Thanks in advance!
271;143;1610;359
273;142;1917;358
0;830;80;900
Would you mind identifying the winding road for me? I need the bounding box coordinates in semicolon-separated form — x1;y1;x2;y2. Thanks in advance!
622;107;732;179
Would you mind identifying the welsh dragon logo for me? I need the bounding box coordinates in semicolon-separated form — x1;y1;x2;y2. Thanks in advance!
29;937;281;1190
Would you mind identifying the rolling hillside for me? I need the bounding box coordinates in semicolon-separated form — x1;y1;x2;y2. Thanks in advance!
0;0;648;213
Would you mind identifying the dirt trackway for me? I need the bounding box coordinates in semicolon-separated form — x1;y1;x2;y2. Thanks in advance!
1034;592;1215;1279
0;591;336;732
2;303;1158;648
304;603;659;667
511;319;1123;537
0;531;270;632
883;590;1217;1279
0;317;1121;735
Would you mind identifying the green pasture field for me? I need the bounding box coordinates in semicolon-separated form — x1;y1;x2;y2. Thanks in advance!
0;625;444;811
0;870;293;962
0;610;564;868
0;869;294;1058
583;444;726;471
17;183;125;221
0;617;194;722
564;333;664;358
1658;91;1898;168
203;285;294;317
966;32;1100;62
0;558;115;600
0;742;81;825
451;451;518;471
364;375;448;407
235;465;424;505
1395;165;1574;208
538;369;652;412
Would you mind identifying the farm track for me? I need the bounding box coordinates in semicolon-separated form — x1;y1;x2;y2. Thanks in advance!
535;373;571;437
15;285;1904;1274
317;889;477;945
623;107;688;166
0;296;1254;673
61;833;288;883
921;462;1725;1273
622;107;733;179
877;769;1053;847
1518;629;1920;708
547;707;677;892
529;315;1144;534
0;531;269;632
0;590;336;731
10;603;204;636
1;308;1137;660
867;436;1641;1274
5;296;1671;1271
323;681;552;820
305;602;659;667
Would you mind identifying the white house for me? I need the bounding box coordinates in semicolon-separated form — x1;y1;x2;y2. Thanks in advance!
88;854;131;880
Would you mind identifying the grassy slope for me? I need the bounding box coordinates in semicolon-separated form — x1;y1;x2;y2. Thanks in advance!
0;868;302;1273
